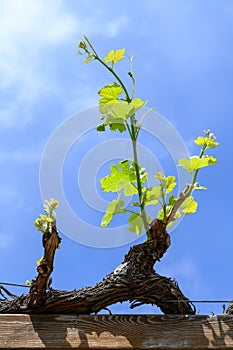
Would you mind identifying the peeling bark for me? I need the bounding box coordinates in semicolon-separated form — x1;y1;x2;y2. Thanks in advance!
27;224;61;309
0;219;195;315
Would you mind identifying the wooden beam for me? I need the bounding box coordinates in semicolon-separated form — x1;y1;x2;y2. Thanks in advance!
1;314;233;349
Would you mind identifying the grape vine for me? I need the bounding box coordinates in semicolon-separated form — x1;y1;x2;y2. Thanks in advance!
77;36;219;240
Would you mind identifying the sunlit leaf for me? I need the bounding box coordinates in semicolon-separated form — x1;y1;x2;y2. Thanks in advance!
181;196;198;214
194;136;219;148
109;120;126;132
104;48;125;64
98;83;123;113
96;123;106;132
43;198;59;219
40;214;53;223
157;207;169;221
178;155;217;173
101;195;125;227
34;218;44;232
154;172;176;193
168;194;177;206
85;53;94;64
128;213;151;235
100;159;147;196
143;187;161;206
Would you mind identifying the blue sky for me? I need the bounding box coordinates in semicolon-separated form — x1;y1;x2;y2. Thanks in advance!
0;0;232;314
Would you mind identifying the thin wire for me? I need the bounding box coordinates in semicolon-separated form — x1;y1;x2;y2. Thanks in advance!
164;300;232;303
0;281;30;288
0;282;232;304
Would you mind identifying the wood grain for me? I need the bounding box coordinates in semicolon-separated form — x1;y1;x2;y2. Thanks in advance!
1;314;233;349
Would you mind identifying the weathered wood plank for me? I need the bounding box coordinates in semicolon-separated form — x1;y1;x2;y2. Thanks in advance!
0;314;233;349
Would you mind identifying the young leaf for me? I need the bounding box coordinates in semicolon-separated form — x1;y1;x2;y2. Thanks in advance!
85;53;94;64
168;194;177;206
128;98;147;114
178;155;217;174
101;195;125;227
100;159;147;196
104;49;125;64
143;186;161;206
181;196;198;214
108;120;126;133
128;213;151;235
43;198;59;220
194;136;219;148
96;123;106;132
98;83;123;113
34;198;59;234
99;98;146;133
157;206;171;222
154;172;176;193
34;218;44;232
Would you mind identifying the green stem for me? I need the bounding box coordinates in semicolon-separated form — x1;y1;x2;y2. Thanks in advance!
130;117;151;239
95;57;131;102
188;144;208;197
85;36;151;238
160;188;167;222
85;36;131;102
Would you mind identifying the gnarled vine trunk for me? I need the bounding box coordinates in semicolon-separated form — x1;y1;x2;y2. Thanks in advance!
0;219;195;315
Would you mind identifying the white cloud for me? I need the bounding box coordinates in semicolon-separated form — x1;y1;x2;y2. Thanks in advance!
157;255;210;297
0;0;130;128
105;14;129;38
0;0;79;128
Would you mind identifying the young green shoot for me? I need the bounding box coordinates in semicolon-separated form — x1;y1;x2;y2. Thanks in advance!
78;36;219;240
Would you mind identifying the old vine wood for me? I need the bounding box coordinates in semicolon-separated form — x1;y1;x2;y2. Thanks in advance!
0;219;195;315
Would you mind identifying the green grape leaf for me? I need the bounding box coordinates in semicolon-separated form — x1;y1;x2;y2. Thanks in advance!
128;97;147;114
98;83;123;113
109;120;126;133
157;206;170;221
181;196;198;214
34;198;59;234
168;194;177;206
154;172;176;193
43;198;59;220
164;175;176;194
39;214;53;223
128;213;151;235
104;49;125;64
96;123;106;132
101;195;125;227
85;53;94;64
106;101;131;120
34;218;44;232
178;155;217;173
100;159;147;196
101;98;146;133
194;136;219;148
143;186;161;206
